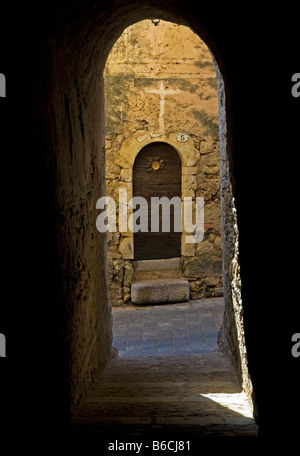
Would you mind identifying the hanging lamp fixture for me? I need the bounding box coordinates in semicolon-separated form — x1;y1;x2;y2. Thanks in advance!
151;19;160;26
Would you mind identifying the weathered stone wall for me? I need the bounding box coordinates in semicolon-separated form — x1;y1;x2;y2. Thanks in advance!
216;65;254;406
104;20;223;306
41;29;115;412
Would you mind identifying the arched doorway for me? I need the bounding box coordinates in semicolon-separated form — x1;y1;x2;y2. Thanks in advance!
133;142;181;260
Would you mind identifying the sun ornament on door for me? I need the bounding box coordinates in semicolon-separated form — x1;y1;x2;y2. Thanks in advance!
147;156;165;172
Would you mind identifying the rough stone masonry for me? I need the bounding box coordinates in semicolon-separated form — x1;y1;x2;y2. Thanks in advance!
104;20;223;306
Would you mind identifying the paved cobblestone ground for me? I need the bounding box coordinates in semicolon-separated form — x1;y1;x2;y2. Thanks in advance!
71;298;258;440
112;298;224;358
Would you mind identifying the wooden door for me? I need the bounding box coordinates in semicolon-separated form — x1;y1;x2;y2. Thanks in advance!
133;142;181;260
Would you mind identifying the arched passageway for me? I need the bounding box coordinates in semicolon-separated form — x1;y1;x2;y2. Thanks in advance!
40;2;253;434
56;9;255;435
8;0;300;442
103;20;224;308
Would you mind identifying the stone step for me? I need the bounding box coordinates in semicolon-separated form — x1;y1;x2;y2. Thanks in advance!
131;277;190;305
133;269;183;281
132;258;181;272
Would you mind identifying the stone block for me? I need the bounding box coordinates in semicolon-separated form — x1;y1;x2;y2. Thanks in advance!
132;258;181;271
190;280;202;292
182;166;198;175
124;263;133;286
118;236;133;259
181;240;196;256
183;257;222;277
123;286;131;302
120;168;132;182
131;278;190;304
215;287;224;297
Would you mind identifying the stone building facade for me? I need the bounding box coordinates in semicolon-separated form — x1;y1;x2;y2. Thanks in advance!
104;20;223;306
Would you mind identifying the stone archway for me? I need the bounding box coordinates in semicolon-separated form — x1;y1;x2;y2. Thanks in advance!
33;0;256;427
11;0;300;440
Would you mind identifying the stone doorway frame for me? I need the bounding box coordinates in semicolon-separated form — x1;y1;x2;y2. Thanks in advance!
116;135;199;259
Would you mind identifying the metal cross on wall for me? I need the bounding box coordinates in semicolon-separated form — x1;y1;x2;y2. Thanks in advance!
146;81;181;133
